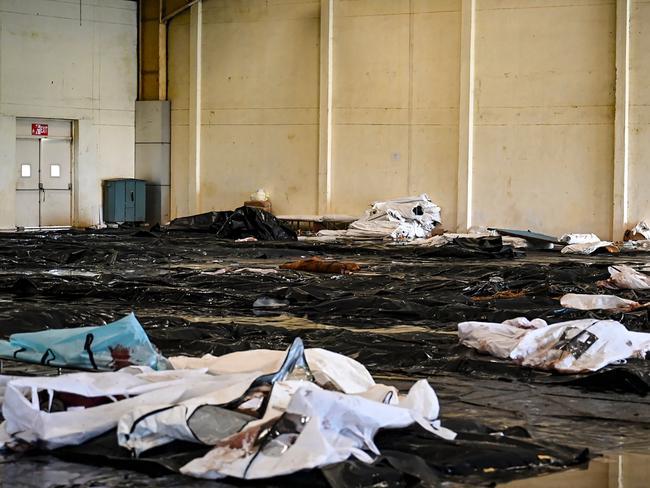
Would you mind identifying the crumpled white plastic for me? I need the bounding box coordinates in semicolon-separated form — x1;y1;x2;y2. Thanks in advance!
626;221;650;240
559;233;601;244
1;367;213;449
561;241;615;255
598;265;650;290
180;380;455;480
560;293;642;311
317;194;441;241
1;344;454;482
458;318;650;373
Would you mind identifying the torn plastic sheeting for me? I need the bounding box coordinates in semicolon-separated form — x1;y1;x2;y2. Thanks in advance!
559;233;602;244
317;194;441;241
560;293;643;311
1;367;215;449
624;221;650;241
561;241;618;255
0;313;169;371
458;318;650;373
1;338;455;482
597;264;650;290
179;381;453;480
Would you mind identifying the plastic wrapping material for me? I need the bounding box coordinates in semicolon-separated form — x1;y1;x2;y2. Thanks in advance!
279;257;361;274
318;194;441;241
560;293;643;311
1;339;457;482
1;368;213;449
597;264;650;290
459;318;650;373
0;313;169;371
624;221;650;241
561;241;618;255
167;206;296;241
559;233;602;244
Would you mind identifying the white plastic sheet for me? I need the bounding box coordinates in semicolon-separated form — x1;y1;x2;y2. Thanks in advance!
180;380;454;480
598;265;650;290
559;233;601;245
317;194;441;241
560;293;642;311
458;318;650;373
1;368;212;448
560;241;615;255
0;342;453;481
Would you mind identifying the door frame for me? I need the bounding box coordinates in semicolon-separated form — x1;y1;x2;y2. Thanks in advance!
15;118;74;229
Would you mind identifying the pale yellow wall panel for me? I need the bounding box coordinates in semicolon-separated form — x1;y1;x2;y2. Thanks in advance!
411;126;459;226
335;0;410;17
473;0;615;238
170;122;190;219
334;13;409;110
203;0;319;23
473;125;613;238
331;125;409;214
476;3;615;109
199;125;318;214
412;0;460;14
479;0;613;10
201;18;319;110
412;9;460;111
168;15;190;110
628;1;650;225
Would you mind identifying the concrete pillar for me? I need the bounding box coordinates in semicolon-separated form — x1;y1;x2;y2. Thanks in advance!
0;115;17;230
318;0;334;214
188;0;202;215
135;100;171;225
613;0;631;241
74;119;99;227
457;0;476;232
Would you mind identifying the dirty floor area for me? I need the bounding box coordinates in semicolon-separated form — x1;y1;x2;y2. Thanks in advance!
0;231;649;487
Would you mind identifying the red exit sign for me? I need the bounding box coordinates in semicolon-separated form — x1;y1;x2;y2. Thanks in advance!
31;123;48;136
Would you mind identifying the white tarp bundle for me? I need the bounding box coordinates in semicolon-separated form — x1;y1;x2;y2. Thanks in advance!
318;194;441;241
1;367;214;448
0;339;454;480
597;265;650;290
560;293;643;312
560;240;615;255
458;318;650;373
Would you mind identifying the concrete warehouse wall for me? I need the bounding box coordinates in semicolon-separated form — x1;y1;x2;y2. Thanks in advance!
0;0;137;229
163;0;649;239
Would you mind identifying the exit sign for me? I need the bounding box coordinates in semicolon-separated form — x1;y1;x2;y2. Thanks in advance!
31;123;48;136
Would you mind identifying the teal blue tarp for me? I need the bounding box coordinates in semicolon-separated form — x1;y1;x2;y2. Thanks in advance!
0;313;169;371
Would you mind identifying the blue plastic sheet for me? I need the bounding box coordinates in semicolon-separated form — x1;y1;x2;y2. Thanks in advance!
0;313;169;371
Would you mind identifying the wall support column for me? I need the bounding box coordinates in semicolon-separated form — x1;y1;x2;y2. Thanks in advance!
188;0;202;214
613;0;631;241
0;116;17;230
457;0;476;232
318;0;334;214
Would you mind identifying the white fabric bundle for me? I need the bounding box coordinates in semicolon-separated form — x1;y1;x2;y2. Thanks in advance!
458;318;650;374
0;342;454;480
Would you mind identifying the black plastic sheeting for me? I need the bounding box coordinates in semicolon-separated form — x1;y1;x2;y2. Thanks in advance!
166;207;297;241
1;230;650;486
50;419;588;487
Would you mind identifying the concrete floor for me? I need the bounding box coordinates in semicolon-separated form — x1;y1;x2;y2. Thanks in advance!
0;231;648;487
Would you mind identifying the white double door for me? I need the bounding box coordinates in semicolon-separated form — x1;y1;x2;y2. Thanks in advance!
15;120;72;228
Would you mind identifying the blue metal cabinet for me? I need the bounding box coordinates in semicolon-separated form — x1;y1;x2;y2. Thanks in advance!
103;179;146;223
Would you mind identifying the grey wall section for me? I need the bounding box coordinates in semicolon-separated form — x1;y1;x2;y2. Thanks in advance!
135;101;171;225
0;0;137;229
